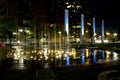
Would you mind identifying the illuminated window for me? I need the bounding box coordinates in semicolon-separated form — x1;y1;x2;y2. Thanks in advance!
71;5;75;8
66;2;69;5
87;22;91;26
67;5;71;8
76;5;82;9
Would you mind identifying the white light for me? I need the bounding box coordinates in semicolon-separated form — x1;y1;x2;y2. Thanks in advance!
95;40;108;43
18;29;23;32
76;5;82;9
87;22;91;26
13;32;17;35
17;40;20;43
65;9;69;34
114;33;117;36
66;2;69;4
67;5;71;8
81;14;84;36
113;52;118;60
58;31;61;34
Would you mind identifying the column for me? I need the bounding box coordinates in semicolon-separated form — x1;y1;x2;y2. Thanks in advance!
80;14;84;44
65;9;70;48
101;20;104;43
92;17;96;44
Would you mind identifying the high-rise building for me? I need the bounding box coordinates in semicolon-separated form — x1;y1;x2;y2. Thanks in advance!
64;0;92;42
6;0;92;43
17;0;32;28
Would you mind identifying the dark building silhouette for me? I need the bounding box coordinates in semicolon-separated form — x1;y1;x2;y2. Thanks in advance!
1;0;92;43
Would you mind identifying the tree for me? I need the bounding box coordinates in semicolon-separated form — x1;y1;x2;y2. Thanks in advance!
0;17;19;49
88;26;93;46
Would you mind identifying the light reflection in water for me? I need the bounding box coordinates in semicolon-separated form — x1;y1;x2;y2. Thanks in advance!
65;53;70;66
102;51;105;61
11;48;119;68
93;50;97;63
81;49;85;64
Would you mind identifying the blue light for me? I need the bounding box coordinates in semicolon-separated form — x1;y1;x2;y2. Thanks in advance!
102;51;105;60
81;49;85;64
102;20;104;37
65;53;70;66
65;9;69;35
93;50;97;63
81;14;84;36
93;18;96;35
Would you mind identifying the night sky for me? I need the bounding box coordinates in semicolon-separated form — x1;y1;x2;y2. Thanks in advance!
93;0;120;32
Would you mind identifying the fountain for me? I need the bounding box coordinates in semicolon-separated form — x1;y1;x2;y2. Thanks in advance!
9;9;120;69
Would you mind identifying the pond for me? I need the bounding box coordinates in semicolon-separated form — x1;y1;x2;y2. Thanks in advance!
48;48;120;66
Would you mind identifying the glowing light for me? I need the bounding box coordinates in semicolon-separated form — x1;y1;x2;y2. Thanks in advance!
87;22;91;26
67;5;71;8
95;40;108;43
93;18;96;35
81;14;84;36
101;20;104;43
86;30;88;33
31;56;33;58
102;20;104;36
102;51;105;60
81;49;85;64
80;14;84;44
65;9;69;35
113;33;117;36
106;32;110;35
65;53;70;66
86;49;89;58
18;29;23;32
76;5;82;9
66;2;69;4
72;48;76;59
113;52;118;60
13;32;17;35
93;50;97;63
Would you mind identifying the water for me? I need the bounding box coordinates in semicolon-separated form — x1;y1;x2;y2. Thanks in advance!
10;48;120;70
48;48;119;66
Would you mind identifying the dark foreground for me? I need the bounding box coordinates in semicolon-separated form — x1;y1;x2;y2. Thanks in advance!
0;59;120;80
51;60;120;80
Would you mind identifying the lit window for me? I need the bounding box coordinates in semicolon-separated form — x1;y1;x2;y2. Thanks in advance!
87;22;91;26
76;5;82;9
114;33;117;36
106;32;110;35
67;5;71;8
66;2;69;5
71;5;75;8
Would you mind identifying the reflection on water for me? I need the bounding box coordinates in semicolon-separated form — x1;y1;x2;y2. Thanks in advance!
81;49;85;64
11;57;27;70
11;48;119;69
93;50;96;63
65;53;70;66
52;48;119;66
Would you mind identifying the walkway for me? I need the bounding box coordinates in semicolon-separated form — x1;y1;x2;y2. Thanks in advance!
98;70;120;80
36;69;57;80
